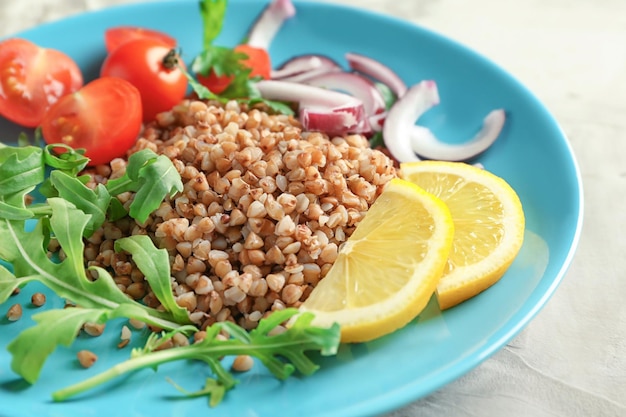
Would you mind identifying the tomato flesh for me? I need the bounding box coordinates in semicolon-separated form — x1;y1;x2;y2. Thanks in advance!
100;38;187;122
41;77;142;166
0;38;83;127
104;26;177;53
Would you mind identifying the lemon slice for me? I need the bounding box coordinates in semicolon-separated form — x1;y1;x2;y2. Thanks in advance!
400;161;525;310
300;178;454;343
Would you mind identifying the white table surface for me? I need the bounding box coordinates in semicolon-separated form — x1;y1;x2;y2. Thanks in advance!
1;1;624;416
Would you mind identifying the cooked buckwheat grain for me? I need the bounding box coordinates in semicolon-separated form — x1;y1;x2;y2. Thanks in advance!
83;100;397;330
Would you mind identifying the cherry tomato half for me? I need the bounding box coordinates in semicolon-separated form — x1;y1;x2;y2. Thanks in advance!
41;77;142;166
104;26;177;53
0;38;83;127
100;38;187;122
198;44;271;95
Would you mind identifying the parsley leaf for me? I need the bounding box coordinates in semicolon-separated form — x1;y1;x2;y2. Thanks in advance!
199;0;228;49
192;46;248;77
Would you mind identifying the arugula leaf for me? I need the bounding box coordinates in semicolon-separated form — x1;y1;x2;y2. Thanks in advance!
106;197;129;222
167;377;232;407
8;308;109;383
218;309;340;378
0;198;34;220
50;171;111;238
129;155;183;222
131;326;198;359
105;149;183;223
0;141;185;310
0;198;192;383
114;236;190;323
0;198;175;318
0;264;23;305
0;146;44;197
52;309;340;404
42;144;89;174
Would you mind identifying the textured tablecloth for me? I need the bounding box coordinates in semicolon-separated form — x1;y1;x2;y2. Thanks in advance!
1;1;624;416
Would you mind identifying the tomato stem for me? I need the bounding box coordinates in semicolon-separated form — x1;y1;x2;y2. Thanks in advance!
162;49;179;70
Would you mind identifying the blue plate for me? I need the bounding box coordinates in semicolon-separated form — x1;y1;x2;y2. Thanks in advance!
0;1;583;416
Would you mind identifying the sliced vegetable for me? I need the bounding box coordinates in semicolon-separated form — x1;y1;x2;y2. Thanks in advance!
346;52;407;98
300;105;368;135
104;26;177;53
0;38;83;127
272;54;341;83
100;38;187;122
304;72;386;118
41;77;142;166
410;109;506;161
382;80;439;163
256;79;367;134
246;0;296;50
256;79;361;109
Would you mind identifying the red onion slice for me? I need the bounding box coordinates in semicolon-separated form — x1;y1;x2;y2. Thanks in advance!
346;52;408;98
246;0;296;50
277;67;341;83
409;109;506;161
256;80;361;108
271;54;342;80
256;80;367;135
301;105;367;135
304;72;386;117
369;112;387;132
382;80;439;163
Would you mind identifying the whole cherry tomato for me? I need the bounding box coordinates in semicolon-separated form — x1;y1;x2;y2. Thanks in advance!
104;26;177;53
0;38;83;127
41;77;142;166
100;38;187;122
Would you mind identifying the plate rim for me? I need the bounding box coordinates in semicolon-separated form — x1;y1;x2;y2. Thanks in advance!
0;1;584;416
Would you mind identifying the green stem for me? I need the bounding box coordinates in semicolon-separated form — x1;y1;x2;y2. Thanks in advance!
137;309;187;332
52;342;249;401
52;349;176;401
28;205;53;216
